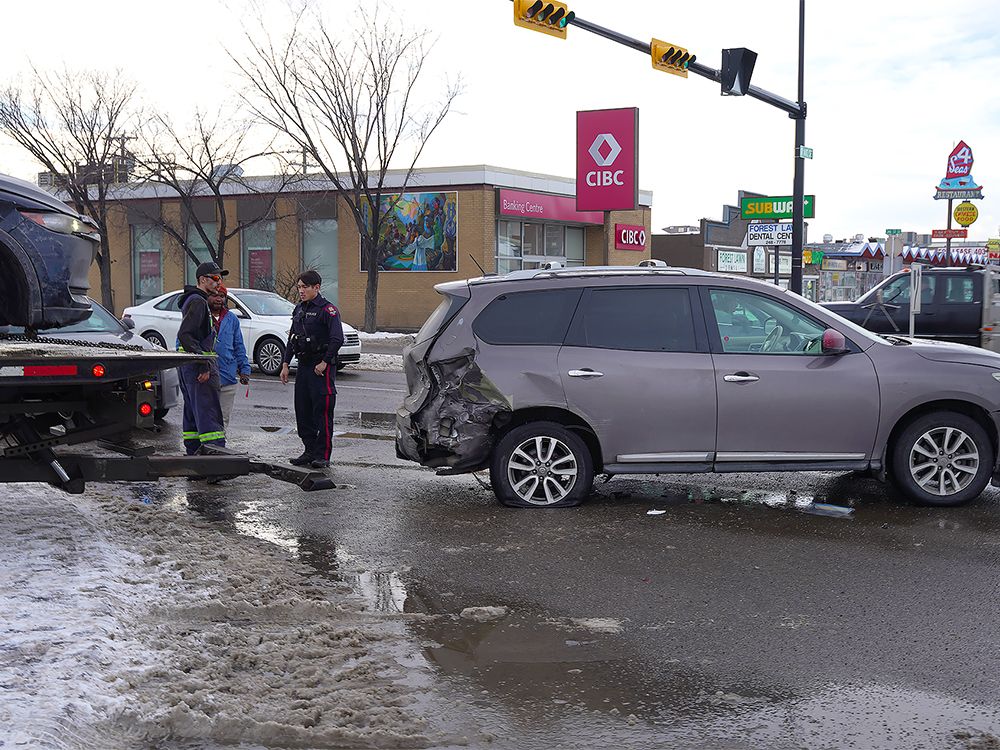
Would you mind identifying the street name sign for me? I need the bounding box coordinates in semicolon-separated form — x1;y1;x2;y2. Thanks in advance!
741;195;815;220
885;228;902;235
746;222;793;246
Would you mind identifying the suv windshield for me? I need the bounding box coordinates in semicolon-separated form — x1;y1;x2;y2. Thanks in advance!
0;299;123;335
236;292;295;316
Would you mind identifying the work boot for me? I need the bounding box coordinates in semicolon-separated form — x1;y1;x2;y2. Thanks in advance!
309;459;330;470
289;453;312;466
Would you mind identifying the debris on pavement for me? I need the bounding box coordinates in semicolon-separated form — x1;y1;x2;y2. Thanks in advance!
459;606;509;622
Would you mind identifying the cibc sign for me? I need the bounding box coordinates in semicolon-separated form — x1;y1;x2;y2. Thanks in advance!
576;107;638;212
615;223;647;251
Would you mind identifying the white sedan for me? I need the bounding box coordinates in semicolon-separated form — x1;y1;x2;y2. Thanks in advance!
122;288;362;377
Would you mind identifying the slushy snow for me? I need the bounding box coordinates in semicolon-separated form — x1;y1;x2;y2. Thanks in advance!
0;483;465;749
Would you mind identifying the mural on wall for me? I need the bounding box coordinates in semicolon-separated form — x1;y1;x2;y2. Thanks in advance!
362;192;457;272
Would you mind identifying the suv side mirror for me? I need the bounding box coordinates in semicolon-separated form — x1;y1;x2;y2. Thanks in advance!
121;316;135;330
821;328;849;355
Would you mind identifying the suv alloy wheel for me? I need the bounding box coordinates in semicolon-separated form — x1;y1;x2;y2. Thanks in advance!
891;411;993;506
490;422;594;508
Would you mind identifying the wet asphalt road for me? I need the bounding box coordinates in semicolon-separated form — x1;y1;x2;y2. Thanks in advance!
144;400;1000;750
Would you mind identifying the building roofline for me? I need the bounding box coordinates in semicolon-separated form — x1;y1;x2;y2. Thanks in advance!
83;164;654;206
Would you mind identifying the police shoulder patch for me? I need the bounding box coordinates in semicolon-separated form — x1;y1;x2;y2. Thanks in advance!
325;305;338;317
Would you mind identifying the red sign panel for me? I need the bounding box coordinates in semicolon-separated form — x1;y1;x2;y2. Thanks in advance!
931;228;968;239
946;141;974;181
576;107;638;212
248;249;273;288
614;223;647;251
498;189;603;225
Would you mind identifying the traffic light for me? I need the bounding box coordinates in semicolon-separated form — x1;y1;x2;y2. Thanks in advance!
513;0;575;40
650;39;695;78
721;48;758;96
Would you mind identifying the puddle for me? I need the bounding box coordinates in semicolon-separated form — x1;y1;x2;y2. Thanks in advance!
258;425;296;434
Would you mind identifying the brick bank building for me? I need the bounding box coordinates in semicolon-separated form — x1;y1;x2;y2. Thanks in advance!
94;165;653;330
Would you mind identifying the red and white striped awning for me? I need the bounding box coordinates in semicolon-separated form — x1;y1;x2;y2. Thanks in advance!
900;245;987;265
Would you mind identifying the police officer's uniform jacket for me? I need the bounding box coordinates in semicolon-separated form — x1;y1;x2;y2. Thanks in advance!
283;295;344;462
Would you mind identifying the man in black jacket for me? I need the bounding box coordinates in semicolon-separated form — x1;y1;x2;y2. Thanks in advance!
177;261;227;455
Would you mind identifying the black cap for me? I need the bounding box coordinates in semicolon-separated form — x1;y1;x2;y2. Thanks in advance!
195;261;229;279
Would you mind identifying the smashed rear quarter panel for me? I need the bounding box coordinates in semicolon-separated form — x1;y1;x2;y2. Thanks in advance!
397;347;511;471
397;339;573;472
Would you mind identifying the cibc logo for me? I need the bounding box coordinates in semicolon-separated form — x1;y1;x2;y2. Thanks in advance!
586;133;624;187
615;223;647;251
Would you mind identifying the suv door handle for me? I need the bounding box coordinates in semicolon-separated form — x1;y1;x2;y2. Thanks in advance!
723;372;759;383
568;369;604;378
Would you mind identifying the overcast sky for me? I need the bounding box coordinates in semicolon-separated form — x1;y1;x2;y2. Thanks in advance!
1;0;997;242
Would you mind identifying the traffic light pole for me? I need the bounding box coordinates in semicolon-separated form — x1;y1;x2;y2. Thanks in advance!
790;0;807;295
514;1;809;293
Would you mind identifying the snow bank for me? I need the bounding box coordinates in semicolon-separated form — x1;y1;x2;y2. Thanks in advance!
0;485;460;749
355;353;405;373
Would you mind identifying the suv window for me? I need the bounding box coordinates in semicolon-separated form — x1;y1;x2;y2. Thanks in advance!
567;287;697;352
710;289;826;355
943;275;980;304
154;294;182;312
473;289;582;345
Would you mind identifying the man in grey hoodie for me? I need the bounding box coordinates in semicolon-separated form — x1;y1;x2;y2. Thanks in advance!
177;261;227;455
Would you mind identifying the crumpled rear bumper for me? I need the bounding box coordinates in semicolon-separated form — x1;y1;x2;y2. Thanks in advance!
395;348;511;473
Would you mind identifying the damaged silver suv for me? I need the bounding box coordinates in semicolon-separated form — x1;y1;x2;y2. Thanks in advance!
396;265;1000;509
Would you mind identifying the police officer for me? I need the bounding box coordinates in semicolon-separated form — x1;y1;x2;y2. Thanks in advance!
280;270;344;469
177;261;227;455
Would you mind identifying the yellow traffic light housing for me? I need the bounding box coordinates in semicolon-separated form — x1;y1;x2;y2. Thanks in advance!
651;38;695;78
514;0;575;40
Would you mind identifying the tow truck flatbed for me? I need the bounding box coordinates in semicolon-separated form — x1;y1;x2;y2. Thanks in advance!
0;333;335;493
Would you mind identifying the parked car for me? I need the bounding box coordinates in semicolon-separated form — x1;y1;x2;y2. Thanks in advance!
823;265;999;350
397;265;1000;508
0;173;100;329
0;297;180;421
122;288;362;376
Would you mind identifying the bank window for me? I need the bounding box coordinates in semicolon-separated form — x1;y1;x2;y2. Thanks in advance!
302;219;339;304
495;221;586;273
242;221;276;291
566;227;585;266
185;223;217;284
568;287;697;352
497;220;522;274
131;224;162;305
473;289;582;345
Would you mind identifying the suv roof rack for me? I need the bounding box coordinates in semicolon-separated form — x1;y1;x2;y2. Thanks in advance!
472;264;696;284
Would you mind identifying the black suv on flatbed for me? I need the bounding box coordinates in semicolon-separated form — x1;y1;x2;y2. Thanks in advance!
0;174;99;329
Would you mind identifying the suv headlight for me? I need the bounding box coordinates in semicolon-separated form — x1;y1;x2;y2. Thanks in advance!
19;210;90;235
992;372;1000;383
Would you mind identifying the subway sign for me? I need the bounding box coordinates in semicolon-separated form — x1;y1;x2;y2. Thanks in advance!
740;195;815;220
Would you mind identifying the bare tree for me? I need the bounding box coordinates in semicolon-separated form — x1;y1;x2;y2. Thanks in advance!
132;108;303;288
234;3;461;331
0;67;137;309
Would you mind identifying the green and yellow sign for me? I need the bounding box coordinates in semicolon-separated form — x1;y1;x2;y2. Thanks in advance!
741;195;816;220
